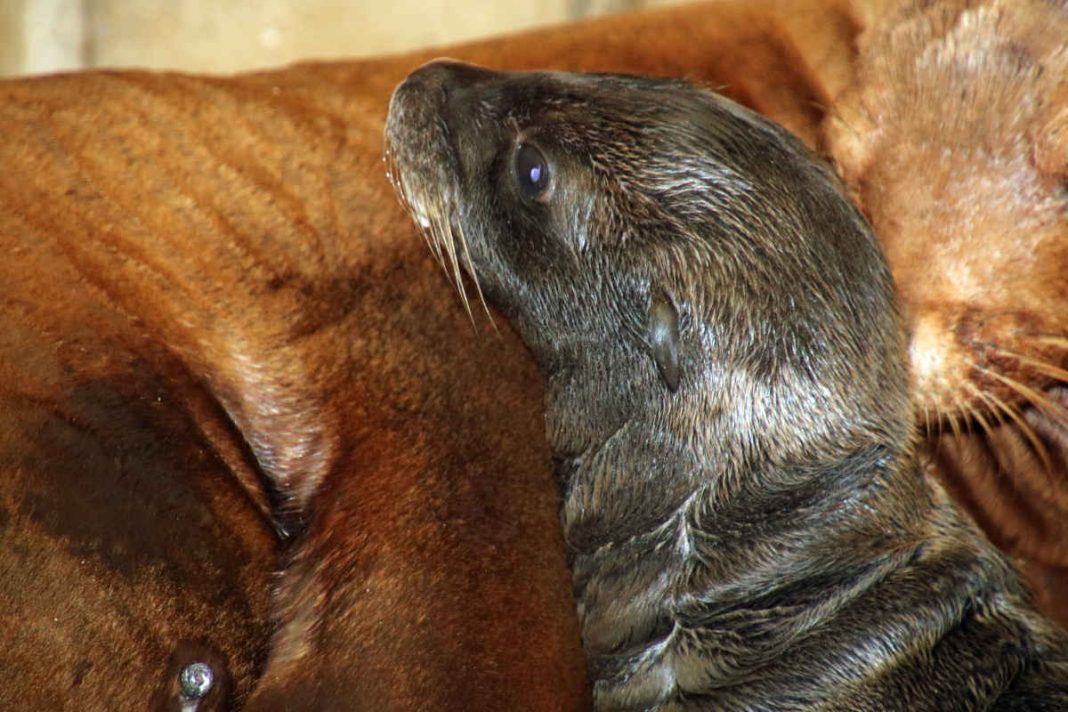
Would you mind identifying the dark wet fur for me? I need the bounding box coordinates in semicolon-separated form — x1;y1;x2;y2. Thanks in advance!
385;61;1068;711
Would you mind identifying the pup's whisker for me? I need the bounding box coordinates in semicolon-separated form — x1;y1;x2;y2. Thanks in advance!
454;218;498;334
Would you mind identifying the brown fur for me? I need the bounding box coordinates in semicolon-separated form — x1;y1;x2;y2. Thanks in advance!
0;4;851;707
826;0;1068;627
0;65;584;709
2;0;1065;707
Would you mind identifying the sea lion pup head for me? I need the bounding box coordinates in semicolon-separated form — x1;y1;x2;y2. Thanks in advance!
386;59;909;463
386;61;924;706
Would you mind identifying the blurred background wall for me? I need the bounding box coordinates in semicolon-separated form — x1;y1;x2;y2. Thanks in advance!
0;0;683;77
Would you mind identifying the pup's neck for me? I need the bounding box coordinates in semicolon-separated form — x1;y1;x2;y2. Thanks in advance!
545;359;930;705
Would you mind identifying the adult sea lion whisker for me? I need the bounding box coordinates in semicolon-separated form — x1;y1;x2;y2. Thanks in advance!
958;389;997;447
970;364;1054;472
996;347;1068;387
1035;335;1068;352
944;400;965;443
963;382;1005;445
920;402;933;438
978;361;1068;430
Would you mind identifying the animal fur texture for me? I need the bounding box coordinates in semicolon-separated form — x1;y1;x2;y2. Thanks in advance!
385;59;1068;711
1;0;1065;707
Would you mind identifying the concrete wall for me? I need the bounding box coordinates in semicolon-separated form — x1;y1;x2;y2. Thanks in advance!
1;0;87;76
1;0;675;77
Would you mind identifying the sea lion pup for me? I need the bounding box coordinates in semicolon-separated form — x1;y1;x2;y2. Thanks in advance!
825;0;1068;622
386;60;1068;710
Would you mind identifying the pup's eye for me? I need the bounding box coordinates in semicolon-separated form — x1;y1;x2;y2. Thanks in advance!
515;143;552;200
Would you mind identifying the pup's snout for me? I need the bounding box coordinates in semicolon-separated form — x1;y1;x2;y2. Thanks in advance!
390;59;495;112
386;59;498;153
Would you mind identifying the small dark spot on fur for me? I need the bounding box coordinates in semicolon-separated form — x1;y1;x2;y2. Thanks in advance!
71;659;93;688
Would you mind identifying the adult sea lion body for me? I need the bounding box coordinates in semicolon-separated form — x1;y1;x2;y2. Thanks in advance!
386;60;1068;709
4;0;1067;706
0;60;584;711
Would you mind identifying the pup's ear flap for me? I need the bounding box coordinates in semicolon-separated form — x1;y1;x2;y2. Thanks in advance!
648;290;681;392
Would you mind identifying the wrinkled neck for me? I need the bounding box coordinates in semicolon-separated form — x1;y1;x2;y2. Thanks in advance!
544;355;928;705
544;346;920;554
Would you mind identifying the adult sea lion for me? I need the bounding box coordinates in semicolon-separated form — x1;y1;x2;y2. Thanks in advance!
0;61;583;711
386;59;1068;710
825;0;1068;626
